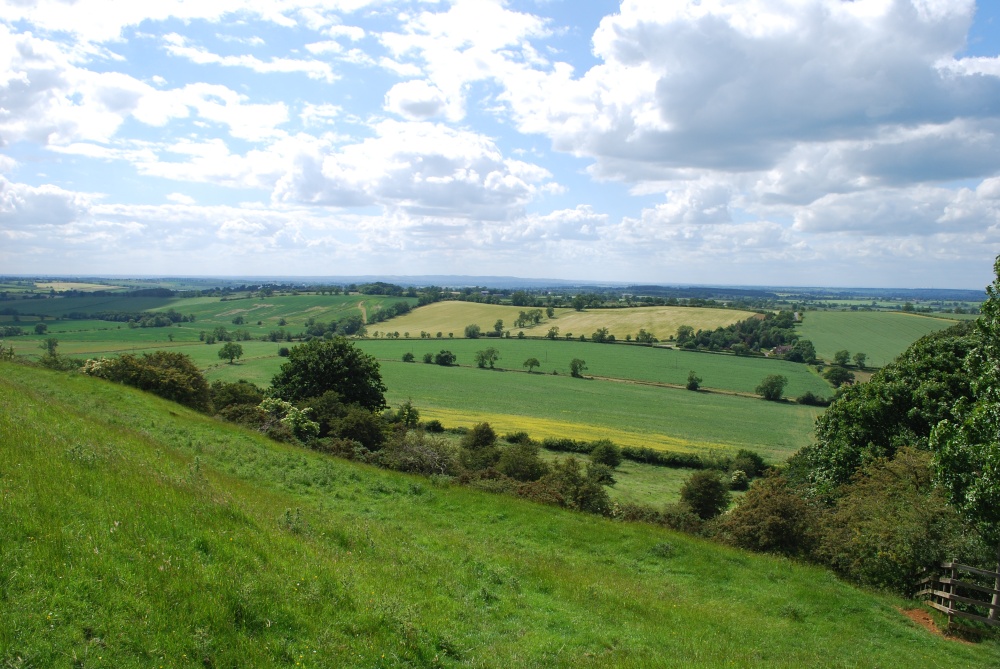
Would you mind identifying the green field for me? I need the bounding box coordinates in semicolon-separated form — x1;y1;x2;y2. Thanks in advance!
3;362;995;668
797;311;961;367
379;301;754;340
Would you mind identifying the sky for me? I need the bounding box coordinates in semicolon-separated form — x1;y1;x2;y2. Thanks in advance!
2;0;1000;288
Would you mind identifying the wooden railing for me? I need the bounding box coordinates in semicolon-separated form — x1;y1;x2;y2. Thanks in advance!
917;562;1000;627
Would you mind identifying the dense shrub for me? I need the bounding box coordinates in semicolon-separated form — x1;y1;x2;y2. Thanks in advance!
376;431;458;476
589;439;623;468
714;474;818;557
620;446;704;469
796;391;830;407
83;351;211;412
731;449;767;479
459;422;501;471
423;419;444;433
497;441;550;482
680;471;731;520
544;456;612;516
209;379;264;413
540;437;592;455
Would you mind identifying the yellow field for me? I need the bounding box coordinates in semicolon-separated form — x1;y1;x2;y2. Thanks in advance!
375;301;754;340
424;407;732;454
33;281;122;292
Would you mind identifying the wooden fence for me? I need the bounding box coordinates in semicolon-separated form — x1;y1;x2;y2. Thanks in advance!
917;561;1000;628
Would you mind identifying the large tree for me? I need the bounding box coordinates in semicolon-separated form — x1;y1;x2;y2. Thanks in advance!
270;337;387;411
931;256;1000;617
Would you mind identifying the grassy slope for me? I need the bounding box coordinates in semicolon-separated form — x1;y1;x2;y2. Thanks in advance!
378;302;753;340
797;312;960;367
2;363;995;668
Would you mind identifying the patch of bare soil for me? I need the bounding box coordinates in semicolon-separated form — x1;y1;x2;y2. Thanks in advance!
898;608;975;645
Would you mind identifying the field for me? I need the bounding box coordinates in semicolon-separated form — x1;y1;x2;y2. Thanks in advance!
3;362;995;668
379;301;754;340
797;311;962;367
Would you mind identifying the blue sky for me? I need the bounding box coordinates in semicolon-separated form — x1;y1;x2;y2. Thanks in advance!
2;0;1000;288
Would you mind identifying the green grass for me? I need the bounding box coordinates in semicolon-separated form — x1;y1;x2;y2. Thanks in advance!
797;311;962;367
355;339;832;397
2;362;997;667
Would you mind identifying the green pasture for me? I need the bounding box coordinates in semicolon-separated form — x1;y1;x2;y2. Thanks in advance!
378;301;753;340
797;311;961;367
355;339;832;398
3;363;996;668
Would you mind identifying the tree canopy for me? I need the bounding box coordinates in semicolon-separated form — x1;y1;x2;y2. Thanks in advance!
270;337;387;411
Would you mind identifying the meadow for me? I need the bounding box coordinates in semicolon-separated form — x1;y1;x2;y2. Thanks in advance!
797;311;962;367
378;301;754;340
3;362;995;668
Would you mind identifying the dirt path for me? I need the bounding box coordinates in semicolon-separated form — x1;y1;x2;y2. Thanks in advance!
358;301;368;324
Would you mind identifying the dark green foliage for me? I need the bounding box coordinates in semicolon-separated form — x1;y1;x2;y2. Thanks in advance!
218;341;243;363
277;346;290;357
589;439;622;468
619;446;705;469
402;352;415;362
731;449;767;479
474;347;500;369
498;441;550;482
464;324;481;339
435;350;456;366
210;380;264;413
503;431;532;444
270;337;387;411
459;422;501;471
796;391;829;407
714;474;817;557
816;449;971;595
328;404;387;451
218;404;296;443
755;375;787;401
523;357;540;372
85;351;211;412
545;457;612;516
823;365;854;388
423;419;444;433
540;437;592;455
686;371;701;391
833;350;851;366
680;471;731;520
570;358;587;378
800;320;977;496
422;352;433;363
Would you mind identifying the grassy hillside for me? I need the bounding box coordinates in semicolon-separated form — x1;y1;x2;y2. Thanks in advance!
797;311;960;367
379;302;753;340
2;362;996;667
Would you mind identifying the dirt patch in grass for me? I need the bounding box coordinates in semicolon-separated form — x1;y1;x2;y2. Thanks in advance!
899;608;975;645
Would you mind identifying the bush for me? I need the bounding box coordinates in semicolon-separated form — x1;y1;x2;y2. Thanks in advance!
620;446;704;469
731;449;766;478
544;457;612;516
498;441;550;482
376;431;458;476
209;379;264;413
540;437;592;455
714;474;817;557
824;365;855;388
402;352;415;362
686;371;701;391
277;347;290;357
83;351;211;412
796;391;830;407
679;471;731;520
589;439;622;468
435;350;457;366
503;431;533;444
755;374;787;401
422;352;433;364
423;419;444;433
730;470;749;491
459;422;501;471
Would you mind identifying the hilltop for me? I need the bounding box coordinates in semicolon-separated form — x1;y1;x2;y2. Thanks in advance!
2;362;997;667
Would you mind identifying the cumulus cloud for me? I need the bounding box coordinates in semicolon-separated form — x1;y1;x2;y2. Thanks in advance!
272;120;555;219
162;33;338;83
384;80;448;119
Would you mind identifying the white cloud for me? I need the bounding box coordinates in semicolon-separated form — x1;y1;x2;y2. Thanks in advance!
162;33;338;83
384;80;447;119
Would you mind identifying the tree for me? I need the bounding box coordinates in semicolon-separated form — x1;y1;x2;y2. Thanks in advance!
853;352;867;369
402;352;415;362
570;358;587;378
680;471;731;520
823;365;855;388
218;341;244;364
39;337;59;357
571;295;586;311
523;357;540;373
546;306;555;319
474;347;500;369
464;324;481;339
589;439;622;468
675;325;695;344
755;375;787;401
715;474;817;557
493;319;504;335
686;371;702;391
833;349;851;366
546;326;559;340
591;327;610;343
270;337;387;411
434;350;456;366
931;255;1000;617
34;323;47;335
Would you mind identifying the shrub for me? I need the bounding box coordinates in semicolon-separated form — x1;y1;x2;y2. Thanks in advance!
402;352;415;362
754;374;787;401
277;347;290;357
824;365;855;388
589;439;622;468
544;456;612;516
498;441;550;482
540;437;592;455
83;351;211;412
731;449;766;478
423;419;444;433
435;350;457;366
459;422;501;471
209;379;264;413
730;470;749;491
422;352;433;364
503;431;533;444
679;471;731;520
714;474;818;557
686;371;701;391
376;431;458;476
796;391;830;407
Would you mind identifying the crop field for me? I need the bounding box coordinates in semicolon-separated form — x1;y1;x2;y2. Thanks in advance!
378;301;754;340
355;339;832;397
33;281;125;292
370;361;821;461
797;311;961;367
